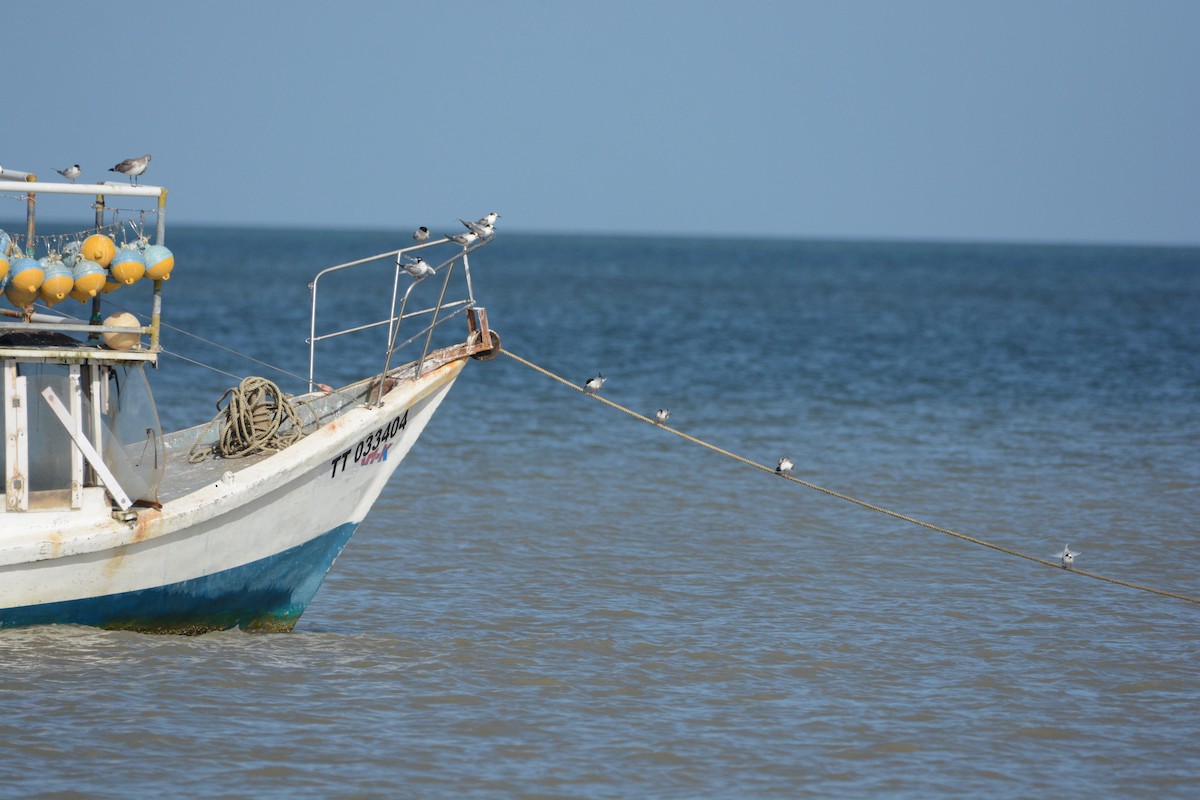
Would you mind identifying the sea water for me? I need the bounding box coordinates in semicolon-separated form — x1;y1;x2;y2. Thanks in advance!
1;230;1197;798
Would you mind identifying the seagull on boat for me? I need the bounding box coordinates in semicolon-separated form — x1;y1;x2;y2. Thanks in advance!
776;456;795;475
413;226;429;242
400;255;436;281
655;409;670;424
109;154;151;184
446;230;478;247
56;164;81;183
585;374;606;393
1055;544;1079;569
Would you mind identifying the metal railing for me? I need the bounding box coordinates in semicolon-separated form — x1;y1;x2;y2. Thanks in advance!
307;236;489;395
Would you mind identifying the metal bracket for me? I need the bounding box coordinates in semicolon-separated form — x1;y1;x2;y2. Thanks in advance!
466;307;501;361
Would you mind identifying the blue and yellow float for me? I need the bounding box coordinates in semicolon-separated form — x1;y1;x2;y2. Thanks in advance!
0;229;178;307
61;240;82;269
70;258;108;302
5;283;38;308
143;244;175;280
9;257;44;293
38;255;74;306
0;230;10;283
109;245;146;285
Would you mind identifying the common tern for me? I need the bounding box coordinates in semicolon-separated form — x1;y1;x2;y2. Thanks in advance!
445;230;478;247
459;218;495;239
400;255;436;281
56;164;81;183
1055;544;1079;569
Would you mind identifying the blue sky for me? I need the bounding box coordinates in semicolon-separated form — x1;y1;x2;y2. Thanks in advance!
4;1;1198;245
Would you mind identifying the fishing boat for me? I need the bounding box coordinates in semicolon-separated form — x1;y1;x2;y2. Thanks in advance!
0;168;499;633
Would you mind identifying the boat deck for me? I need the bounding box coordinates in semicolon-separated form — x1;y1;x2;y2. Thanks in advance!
154;351;458;505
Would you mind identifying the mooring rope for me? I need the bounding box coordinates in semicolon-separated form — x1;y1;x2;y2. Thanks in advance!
500;348;1198;606
187;377;311;463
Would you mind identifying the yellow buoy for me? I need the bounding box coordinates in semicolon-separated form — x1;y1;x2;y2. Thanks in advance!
102;311;143;351
69;285;95;304
9;257;44;292
5;284;38;309
143;244;175;280
110;247;146;285
39;261;75;306
0;231;10;282
71;258;107;301
81;234;117;267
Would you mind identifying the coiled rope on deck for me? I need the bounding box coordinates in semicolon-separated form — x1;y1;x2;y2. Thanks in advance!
188;377;310;463
500;348;1199;606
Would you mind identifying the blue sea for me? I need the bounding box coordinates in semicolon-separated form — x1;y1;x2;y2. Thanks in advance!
1;228;1198;798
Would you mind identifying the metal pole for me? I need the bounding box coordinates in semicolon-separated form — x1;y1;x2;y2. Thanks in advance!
149;282;163;351
24;173;37;256
308;280;318;392
462;251;475;305
150;189;167;351
386;259;402;349
90;194;106;333
416;262;455;379
156;189;167;244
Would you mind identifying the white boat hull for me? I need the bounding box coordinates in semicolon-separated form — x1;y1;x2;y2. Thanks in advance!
0;359;465;633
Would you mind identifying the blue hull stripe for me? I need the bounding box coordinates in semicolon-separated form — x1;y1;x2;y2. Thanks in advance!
0;522;358;634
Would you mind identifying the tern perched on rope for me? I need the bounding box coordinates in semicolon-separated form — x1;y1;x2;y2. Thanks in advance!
1056;544;1079;569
